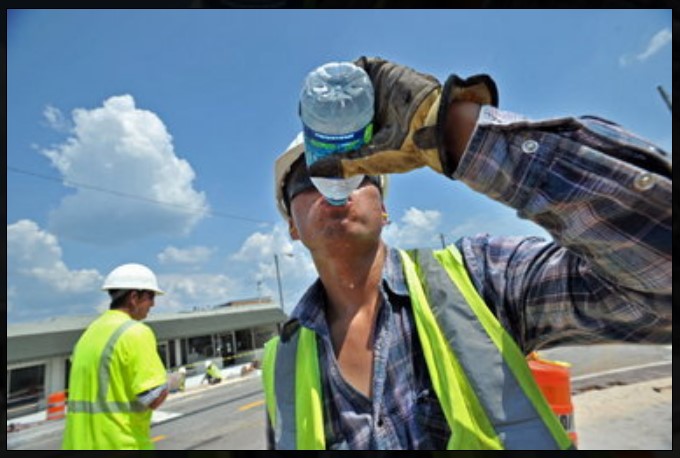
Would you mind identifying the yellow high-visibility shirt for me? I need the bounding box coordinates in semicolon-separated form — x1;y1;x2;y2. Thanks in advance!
62;310;167;450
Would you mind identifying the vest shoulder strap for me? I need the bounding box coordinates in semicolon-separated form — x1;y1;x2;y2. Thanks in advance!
263;323;325;449
401;246;573;450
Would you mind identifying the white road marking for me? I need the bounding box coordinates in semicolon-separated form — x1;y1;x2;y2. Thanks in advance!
571;360;671;382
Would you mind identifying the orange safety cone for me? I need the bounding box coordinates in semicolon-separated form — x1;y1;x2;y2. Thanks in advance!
527;352;577;446
46;390;67;421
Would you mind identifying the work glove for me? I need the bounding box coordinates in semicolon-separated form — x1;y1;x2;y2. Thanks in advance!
307;56;498;179
167;371;183;392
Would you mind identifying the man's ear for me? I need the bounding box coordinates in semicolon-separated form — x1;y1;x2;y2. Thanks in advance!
288;218;300;241
381;203;390;226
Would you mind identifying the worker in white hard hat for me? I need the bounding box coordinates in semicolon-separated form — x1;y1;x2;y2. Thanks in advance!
262;56;671;450
177;366;187;392
202;360;223;385
62;263;169;450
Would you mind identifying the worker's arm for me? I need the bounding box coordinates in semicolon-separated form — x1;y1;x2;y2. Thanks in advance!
305;56;671;350
441;100;480;169
123;324;171;410
137;383;169;410
450;103;671;351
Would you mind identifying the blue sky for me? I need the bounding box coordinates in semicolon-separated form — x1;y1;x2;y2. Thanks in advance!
7;10;672;324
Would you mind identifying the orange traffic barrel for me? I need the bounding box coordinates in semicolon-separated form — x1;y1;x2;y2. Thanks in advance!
46;390;67;420
527;352;577;445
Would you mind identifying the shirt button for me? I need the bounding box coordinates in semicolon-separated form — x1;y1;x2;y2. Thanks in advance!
521;139;539;154
633;172;655;191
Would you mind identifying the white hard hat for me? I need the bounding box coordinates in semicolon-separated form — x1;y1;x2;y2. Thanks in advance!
274;132;388;219
205;360;212;368
101;263;165;295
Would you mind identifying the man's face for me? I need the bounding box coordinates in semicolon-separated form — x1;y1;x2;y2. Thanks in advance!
288;174;385;254
129;290;155;321
282;156;382;213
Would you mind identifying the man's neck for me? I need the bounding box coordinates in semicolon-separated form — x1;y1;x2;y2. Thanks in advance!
314;241;386;322
312;241;386;398
113;306;138;321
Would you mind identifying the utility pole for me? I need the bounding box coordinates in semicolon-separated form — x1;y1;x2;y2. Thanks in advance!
274;253;294;312
256;280;263;303
274;254;284;311
657;85;672;113
439;233;447;249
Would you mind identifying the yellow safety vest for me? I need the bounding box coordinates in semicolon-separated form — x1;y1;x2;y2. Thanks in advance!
262;246;575;450
62;310;167;450
207;364;222;381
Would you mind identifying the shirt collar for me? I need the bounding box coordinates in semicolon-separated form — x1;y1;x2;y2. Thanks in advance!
383;245;410;296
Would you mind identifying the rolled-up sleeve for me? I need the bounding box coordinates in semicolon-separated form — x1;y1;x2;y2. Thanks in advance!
452;106;672;351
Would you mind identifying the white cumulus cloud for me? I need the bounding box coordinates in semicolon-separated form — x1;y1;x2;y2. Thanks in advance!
40;94;209;244
620;27;672;67
232;224;295;262
158;273;242;312
158;245;214;266
42;105;71;133
7;219;104;322
383;207;443;249
232;223;316;314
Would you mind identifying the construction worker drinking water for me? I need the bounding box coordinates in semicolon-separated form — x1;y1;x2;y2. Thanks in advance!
262;56;672;450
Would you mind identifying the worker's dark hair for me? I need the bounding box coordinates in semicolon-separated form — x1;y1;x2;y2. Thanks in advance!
108;289;132;309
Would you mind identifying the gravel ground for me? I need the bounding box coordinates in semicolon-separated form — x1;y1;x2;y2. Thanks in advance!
573;376;672;450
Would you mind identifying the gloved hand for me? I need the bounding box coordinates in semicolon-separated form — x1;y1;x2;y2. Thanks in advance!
307;56;498;178
167;372;183;392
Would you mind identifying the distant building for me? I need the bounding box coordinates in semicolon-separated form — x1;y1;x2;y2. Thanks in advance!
7;302;287;420
215;296;273;307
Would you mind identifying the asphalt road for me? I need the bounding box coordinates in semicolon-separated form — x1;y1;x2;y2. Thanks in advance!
7;344;672;450
152;374;266;450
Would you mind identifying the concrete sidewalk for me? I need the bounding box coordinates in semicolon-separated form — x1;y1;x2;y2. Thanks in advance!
573;376;672;450
169;362;256;394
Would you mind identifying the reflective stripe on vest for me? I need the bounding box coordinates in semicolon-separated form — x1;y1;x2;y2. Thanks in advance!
401;247;573;450
67;320;146;414
263;326;325;450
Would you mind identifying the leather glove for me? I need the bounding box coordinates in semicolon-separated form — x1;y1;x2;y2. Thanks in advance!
307;56;498;178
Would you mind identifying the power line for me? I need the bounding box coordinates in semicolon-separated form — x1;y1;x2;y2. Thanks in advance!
657;85;672;113
7;165;272;225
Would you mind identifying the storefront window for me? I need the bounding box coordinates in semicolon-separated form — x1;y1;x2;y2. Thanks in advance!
7;364;45;414
235;329;253;352
186;335;214;363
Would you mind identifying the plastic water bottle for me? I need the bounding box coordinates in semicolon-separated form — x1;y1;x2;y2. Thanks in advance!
299;61;374;206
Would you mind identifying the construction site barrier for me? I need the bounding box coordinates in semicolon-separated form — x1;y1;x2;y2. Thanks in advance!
527;352;577;446
46;390;67;421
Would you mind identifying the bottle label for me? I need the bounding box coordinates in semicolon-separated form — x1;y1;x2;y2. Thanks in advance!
302;123;373;166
